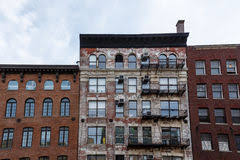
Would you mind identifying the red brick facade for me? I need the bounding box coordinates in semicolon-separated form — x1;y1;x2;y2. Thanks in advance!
0;66;79;160
187;45;240;160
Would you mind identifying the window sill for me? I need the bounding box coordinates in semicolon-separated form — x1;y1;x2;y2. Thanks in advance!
213;98;224;100
199;122;211;125
197;97;208;99
237;151;240;153
215;123;228;125
202;149;214;152
232;123;240;126
219;150;232;153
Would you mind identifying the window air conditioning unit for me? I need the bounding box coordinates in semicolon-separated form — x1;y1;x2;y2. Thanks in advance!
118;75;124;83
119;99;124;104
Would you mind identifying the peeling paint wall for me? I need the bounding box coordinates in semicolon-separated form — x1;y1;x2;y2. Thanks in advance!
79;47;192;160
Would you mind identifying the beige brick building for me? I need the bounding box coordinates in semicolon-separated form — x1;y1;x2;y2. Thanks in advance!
78;21;192;160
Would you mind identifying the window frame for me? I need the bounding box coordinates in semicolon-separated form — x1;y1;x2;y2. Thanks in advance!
116;101;124;118
115;54;124;69
160;101;179;118
89;78;106;93
24;98;35;117
228;84;239;99
98;54;106;69
22;127;33;148
226;60;237;74
198;108;210;123
87;155;106;160
128;54;137;69
89;54;97;69
115;126;124;144
57;155;68;160
231;109;240;124
214;108;226;124
58;126;69;146
88;100;106;117
128;78;137;93
60;98;70;117
115;77;124;93
43;80;54;90
8;80;18;90
39;156;49;160
40;127;51;147
212;84;223;99
1;128;14;149
142;100;151;115
200;133;212;151
197;84;207;98
87;126;106;144
235;134;240;151
5;98;17;118
218;134;230;152
42;98;53;117
210;60;221;75
195;61;205;75
128;100;137;117
26;80;36;90
61;80;71;90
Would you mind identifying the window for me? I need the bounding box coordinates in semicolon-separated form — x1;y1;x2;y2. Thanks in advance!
88;127;106;144
59;127;69;146
115;54;124;69
129;156;139;160
129;127;138;144
162;156;182;160
218;134;230;151
5;99;16;118
212;84;223;99
228;84;239;99
143;127;152;144
143;155;154;160
211;60;221;75
57;155;68;160
226;60;237;74
198;108;210;123
87;155;106;160
235;135;240;151
89;78;106;93
128;78;137;93
214;109;226;123
159;54;167;68
142;100;151;115
162;127;180;145
197;84;207;98
1;128;14;149
116;77;124;93
160;77;178;92
61;80;71;90
115;126;124;144
44;80;54;90
60;98;70;116
88;101;106;117
8;80;18;90
116;155;124;160
19;158;30;160
22;128;33;148
116;101;124;118
39;156;49;160
40;127;51;147
26;80;36;90
200;133;212;150
89;55;97;69
98;54;106;69
129;101;137;117
169;54;177;68
128;54;136;69
42;98;52;116
160;101;179;118
195;61;205;75
231;109;240;124
24;98;35;117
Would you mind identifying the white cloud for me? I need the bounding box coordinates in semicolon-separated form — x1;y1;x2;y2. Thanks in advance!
0;0;239;64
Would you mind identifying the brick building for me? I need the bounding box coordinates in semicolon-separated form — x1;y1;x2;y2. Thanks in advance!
0;65;79;160
187;44;240;160
78;21;192;160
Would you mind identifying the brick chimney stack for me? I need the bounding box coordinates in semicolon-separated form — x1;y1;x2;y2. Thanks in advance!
176;20;185;33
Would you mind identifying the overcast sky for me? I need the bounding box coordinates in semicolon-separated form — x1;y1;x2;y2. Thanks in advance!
0;0;239;64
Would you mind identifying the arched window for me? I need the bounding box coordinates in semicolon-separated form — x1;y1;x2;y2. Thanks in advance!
128;54;136;69
61;80;71;90
44;80;54;90
26;80;36;90
8;80;18;90
6;99;16;118
115;54;123;69
89;55;97;69
98;54;106;69
159;54;167;68
169;54;177;68
57;155;68;160
60;98;70;116
24;98;35;117
43;98;53;116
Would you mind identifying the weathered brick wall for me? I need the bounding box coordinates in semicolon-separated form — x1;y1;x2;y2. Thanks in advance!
79;48;192;160
0;73;79;160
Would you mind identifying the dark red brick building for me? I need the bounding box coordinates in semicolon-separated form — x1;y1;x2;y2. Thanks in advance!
187;44;240;160
0;65;79;160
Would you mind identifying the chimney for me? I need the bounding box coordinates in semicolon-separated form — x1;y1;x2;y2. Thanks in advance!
176;20;185;33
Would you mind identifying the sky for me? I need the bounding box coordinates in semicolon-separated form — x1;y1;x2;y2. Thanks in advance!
0;0;239;64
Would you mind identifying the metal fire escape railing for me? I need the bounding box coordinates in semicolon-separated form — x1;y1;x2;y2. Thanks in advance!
141;108;188;120
140;58;185;70
141;84;186;96
127;135;190;149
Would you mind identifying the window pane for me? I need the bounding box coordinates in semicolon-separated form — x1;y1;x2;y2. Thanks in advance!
211;61;221;75
61;80;71;90
201;133;212;150
99;55;106;69
129;101;137;117
218;134;229;151
44;80;54;90
89;55;97;69
195;61;205;75
226;60;237;74
8;80;18;90
26;80;36;90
